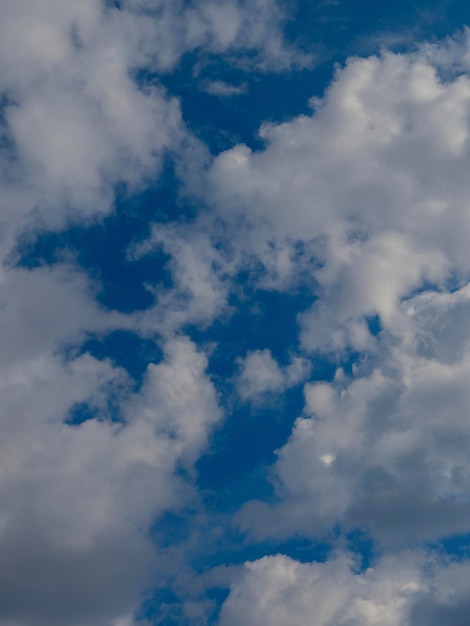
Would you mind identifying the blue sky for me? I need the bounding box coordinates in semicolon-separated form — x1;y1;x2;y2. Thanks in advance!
4;1;470;625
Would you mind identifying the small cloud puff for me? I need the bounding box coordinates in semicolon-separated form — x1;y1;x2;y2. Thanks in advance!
202;79;248;97
237;348;311;401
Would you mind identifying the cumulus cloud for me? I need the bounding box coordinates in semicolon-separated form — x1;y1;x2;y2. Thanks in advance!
204;35;470;347
130;222;232;332
236;281;470;545
219;550;470;626
0;1;302;623
6;0;470;623
237;349;311;400
189;33;470;555
0;0;301;257
0;0;190;257
0;331;220;626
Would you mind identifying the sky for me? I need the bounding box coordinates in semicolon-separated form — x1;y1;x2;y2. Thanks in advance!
4;1;470;625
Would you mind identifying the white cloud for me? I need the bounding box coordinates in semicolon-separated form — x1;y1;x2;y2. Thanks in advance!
236;281;470;544
161;33;470;553
0;329;220;626
0;0;303;258
237;349;311;400
0;223;221;626
120;0;311;72
126;335;221;465
7;1;470;624
219;550;470;626
0;1;312;624
130;223;232;332
0;0;191;257
202;80;247;97
204;36;470;349
0;244;216;626
0;264;126;368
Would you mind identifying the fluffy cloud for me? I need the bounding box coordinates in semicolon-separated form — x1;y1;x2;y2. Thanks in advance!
0;0;189;249
6;1;470;624
205;35;470;348
192;33;470;553
0;264;125;367
0;332;220;626
130;223;231;332
0;127;222;625
0;0;301;259
219;550;470;626
0;1;294;621
237;349;311;400
237;282;470;545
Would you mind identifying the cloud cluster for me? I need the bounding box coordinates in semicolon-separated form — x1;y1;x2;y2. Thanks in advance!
0;0;300;254
0;0;303;624
199;30;470;626
220;550;470;626
238;283;470;544
0;324;220;625
5;0;470;624
205;36;470;343
198;35;470;550
0;1;185;260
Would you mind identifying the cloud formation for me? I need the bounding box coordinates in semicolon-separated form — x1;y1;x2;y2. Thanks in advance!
0;0;300;623
237;349;310;400
206;37;470;341
212;38;470;551
220;550;470;626
4;1;470;625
